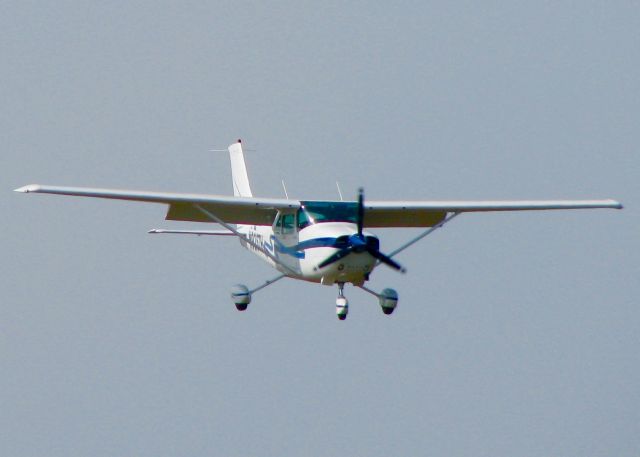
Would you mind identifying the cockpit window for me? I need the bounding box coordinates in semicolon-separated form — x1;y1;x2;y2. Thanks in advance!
298;201;358;229
282;213;295;234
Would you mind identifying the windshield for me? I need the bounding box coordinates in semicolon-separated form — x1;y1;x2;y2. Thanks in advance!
298;201;358;229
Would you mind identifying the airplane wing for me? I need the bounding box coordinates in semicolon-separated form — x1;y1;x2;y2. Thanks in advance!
362;199;623;227
14;185;299;225
15;184;622;228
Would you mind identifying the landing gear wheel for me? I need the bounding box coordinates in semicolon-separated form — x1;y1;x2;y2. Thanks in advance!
379;288;398;315
336;283;348;320
336;297;348;320
231;284;251;311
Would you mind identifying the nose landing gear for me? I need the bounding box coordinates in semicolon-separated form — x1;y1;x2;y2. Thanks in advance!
336;283;348;320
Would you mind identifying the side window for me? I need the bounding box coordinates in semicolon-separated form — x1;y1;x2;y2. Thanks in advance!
282;214;295;234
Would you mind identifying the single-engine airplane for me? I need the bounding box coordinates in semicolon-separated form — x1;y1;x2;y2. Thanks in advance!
16;140;622;319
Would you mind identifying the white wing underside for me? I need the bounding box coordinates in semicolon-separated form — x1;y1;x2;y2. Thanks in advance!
15;184;622;227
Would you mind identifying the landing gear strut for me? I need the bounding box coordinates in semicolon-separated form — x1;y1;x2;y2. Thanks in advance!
230;274;286;311
359;285;399;315
336;283;348;320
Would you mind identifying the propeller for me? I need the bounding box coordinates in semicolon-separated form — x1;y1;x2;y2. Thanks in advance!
316;188;406;273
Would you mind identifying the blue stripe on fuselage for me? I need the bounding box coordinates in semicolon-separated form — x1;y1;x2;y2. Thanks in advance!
272;236;346;259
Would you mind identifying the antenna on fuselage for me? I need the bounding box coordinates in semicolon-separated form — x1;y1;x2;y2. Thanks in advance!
336;182;344;201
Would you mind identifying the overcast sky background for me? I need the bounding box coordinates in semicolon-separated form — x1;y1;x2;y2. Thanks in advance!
2;2;638;456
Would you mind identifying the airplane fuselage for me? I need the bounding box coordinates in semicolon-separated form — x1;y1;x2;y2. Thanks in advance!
238;221;378;286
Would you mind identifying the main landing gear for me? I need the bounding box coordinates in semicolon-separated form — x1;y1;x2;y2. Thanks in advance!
230;274;286;311
334;283;399;320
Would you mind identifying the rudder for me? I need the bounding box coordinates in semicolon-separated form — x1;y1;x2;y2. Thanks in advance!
228;139;253;197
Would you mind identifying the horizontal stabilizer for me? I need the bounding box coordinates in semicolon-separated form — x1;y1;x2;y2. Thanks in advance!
148;229;235;236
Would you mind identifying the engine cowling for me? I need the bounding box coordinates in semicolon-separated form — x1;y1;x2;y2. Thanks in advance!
379;288;398;315
231;284;251;311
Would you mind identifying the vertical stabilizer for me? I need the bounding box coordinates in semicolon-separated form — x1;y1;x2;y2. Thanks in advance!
228;139;253;197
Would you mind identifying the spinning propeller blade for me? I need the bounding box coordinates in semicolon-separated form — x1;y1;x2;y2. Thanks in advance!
317;247;354;269
367;248;406;272
357;187;365;237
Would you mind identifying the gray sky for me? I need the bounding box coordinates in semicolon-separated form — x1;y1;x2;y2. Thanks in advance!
2;2;638;456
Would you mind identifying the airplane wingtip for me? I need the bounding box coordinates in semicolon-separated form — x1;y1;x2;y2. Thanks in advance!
14;184;40;193
609;199;624;209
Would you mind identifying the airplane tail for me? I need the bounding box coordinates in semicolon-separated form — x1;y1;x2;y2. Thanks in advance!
228;139;253;197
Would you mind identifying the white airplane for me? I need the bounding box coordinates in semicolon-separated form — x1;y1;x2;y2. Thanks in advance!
16;140;622;319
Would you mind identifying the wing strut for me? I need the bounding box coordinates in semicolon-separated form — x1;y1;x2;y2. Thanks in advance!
192;204;299;276
386;211;462;259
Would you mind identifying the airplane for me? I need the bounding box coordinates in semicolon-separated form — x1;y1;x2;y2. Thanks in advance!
15;139;623;320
